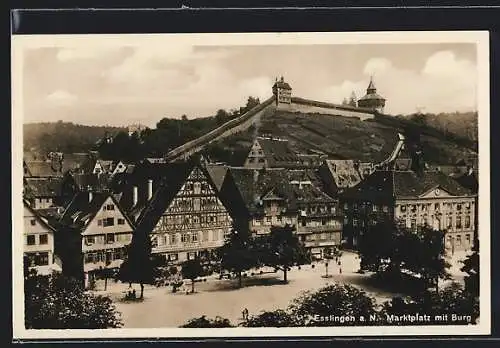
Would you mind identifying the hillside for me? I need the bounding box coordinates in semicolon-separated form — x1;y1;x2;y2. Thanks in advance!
202;109;478;166
23;121;125;154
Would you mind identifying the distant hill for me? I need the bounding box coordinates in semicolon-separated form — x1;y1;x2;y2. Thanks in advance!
23;121;125;154
202;109;478;166
398;111;478;143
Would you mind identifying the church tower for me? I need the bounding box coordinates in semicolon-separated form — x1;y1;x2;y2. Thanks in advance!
357;77;386;113
272;76;292;109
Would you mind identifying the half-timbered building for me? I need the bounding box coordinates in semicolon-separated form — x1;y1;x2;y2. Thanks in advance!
135;161;233;263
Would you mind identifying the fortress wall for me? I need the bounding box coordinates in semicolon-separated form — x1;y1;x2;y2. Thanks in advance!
173;102;277;160
289;102;375;121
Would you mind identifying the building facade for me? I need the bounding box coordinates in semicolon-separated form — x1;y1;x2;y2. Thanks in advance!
60;191;135;285
136;163;233;263
23;201;61;275
272;76;292;109
341;170;476;253
220;167;342;259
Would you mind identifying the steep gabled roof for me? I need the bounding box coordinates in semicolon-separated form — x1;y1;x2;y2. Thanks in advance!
205;164;229;191
24;200;57;232
60;191;109;229
257;138;299;165
134;161;202;235
323;160;363;190
59;191;135;230
226;168;336;216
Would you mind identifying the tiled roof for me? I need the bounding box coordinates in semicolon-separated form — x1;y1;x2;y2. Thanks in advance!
226;168;335;216
324;160;363;189
60;191;109;229
24;160;63;177
24;151;44;161
61;153;89;173
454;172;478;193
343;170;474;202
257;138;299;165
24;177;64;198
60;191;134;230
205;164;229;191
359;92;386;101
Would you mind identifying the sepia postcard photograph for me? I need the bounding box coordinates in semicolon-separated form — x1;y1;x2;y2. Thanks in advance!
11;31;490;339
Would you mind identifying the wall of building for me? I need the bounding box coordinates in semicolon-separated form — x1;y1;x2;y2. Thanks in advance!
395;197;476;252
82;196;134;272
23;206;57;274
150;167;233;263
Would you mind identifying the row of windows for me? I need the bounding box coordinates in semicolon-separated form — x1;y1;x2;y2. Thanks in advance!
84;233;132;245
305;232;337;242
152;230;224;248
182;181;212;195
160;214;227;225
344;203;389;213
247;157;266;163
84;248;126;264
103;204;115;211
25;252;50;266
249;150;264;156
97;217;126;227
254;216;296;226
26;234;48;246
162;251;197;262
398;202;473;213
446;233;472;247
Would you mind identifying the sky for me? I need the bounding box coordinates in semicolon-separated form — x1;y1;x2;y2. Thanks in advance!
22;42;477;128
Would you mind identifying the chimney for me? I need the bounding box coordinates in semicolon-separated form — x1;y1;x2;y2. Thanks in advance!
133;186;138;206
147;179;153;200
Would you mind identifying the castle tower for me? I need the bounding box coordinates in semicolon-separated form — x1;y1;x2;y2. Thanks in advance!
357;77;386;113
272;76;292;109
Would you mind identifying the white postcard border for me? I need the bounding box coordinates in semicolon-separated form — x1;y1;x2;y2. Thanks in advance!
11;30;491;339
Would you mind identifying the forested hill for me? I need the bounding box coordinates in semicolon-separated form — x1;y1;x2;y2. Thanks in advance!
23;96;261;158
23;121;126;154
23;106;478;167
398;111;478;143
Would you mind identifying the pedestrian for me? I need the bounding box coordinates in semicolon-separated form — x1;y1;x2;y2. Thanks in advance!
242;308;249;320
339;267;342;275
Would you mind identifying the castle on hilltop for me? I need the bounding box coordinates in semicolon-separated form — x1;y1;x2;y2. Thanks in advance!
272;75;386;116
357;77;386;113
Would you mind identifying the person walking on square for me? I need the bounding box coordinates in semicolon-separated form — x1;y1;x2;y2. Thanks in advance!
242;307;249;320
